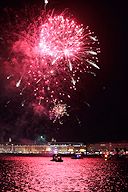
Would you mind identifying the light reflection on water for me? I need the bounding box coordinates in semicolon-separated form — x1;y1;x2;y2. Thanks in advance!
0;157;128;192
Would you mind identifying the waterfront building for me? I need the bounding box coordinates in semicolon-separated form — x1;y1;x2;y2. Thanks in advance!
0;142;86;155
87;141;128;155
0;141;128;155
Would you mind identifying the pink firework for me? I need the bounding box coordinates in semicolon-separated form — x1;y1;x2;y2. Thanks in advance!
3;9;100;121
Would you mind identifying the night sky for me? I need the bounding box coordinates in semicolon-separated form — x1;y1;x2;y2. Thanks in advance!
0;0;127;144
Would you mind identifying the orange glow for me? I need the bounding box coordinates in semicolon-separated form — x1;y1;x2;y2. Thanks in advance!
68;148;74;152
46;147;51;152
80;148;85;152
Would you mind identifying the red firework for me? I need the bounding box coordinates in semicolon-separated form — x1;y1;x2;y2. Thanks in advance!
2;9;100;121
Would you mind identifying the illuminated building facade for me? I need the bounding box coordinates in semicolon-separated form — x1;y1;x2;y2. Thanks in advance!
0;141;128;156
0;142;86;155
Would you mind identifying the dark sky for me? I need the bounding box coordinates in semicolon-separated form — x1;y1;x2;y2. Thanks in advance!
0;0;127;144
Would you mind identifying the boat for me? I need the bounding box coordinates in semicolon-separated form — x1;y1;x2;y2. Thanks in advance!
104;154;111;161
71;153;83;159
51;154;63;162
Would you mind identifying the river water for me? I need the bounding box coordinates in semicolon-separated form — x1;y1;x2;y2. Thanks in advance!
0;156;128;192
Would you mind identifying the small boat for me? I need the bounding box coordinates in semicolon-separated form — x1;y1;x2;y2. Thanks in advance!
51;154;63;162
71;153;83;159
103;153;111;161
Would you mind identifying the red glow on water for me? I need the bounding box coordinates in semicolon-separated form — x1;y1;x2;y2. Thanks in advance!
1;157;126;191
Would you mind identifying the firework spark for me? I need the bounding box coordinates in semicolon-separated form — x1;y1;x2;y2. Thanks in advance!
2;8;100;122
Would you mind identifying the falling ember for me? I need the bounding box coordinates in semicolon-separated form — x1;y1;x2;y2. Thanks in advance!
86;59;100;69
1;8;100;122
16;79;22;88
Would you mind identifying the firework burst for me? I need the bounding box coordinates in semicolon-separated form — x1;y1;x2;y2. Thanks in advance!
49;100;69;123
1;8;100;122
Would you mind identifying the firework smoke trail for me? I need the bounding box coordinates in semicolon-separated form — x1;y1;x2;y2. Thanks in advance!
1;7;100;122
44;0;49;11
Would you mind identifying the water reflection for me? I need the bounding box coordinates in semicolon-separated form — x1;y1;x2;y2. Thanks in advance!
0;157;128;191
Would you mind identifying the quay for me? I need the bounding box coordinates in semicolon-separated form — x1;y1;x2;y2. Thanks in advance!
0;141;128;157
